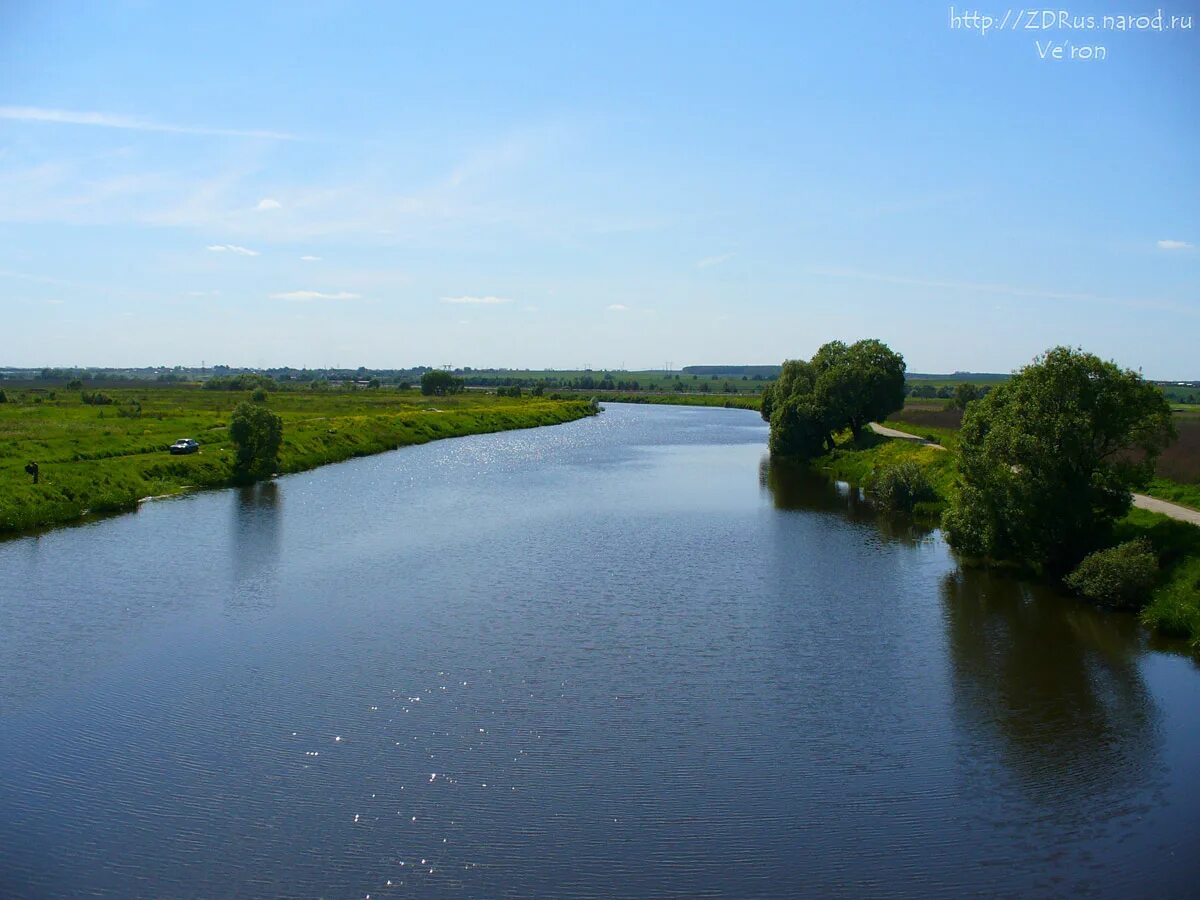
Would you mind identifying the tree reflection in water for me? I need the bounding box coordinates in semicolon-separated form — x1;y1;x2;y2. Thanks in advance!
759;454;936;545
229;481;282;616
941;566;1164;820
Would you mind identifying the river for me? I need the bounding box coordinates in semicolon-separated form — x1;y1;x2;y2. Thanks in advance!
1;403;1197;897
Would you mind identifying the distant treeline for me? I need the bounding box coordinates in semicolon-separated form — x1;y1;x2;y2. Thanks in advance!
8;366;1196;406
680;365;781;377
463;373;761;393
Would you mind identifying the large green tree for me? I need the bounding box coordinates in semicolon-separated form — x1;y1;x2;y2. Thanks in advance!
229;401;284;481
943;347;1175;576
763;339;906;458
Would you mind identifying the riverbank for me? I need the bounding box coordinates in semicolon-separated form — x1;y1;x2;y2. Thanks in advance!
819;424;1200;650
0;387;597;535
579;391;761;410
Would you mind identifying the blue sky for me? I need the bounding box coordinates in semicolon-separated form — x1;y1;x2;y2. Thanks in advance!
1;2;1197;375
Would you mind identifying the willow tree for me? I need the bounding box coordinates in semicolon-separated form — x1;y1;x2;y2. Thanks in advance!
763;339;906;458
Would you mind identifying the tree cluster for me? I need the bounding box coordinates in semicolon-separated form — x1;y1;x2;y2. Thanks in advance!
761;339;907;459
420;370;466;396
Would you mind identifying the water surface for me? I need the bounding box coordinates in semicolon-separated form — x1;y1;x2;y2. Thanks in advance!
2;403;1197;897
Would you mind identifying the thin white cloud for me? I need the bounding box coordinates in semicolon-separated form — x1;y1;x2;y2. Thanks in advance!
206;243;260;256
0;105;297;140
697;252;734;269
255;197;283;211
270;290;360;301
811;266;1197;316
1157;239;1193;250
440;295;512;305
299;255;322;261
606;303;629;311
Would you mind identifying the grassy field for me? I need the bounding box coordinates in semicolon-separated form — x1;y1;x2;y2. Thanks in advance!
0;386;596;535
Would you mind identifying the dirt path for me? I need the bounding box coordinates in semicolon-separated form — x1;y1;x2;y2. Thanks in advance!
868;423;1200;527
1131;493;1200;526
868;422;948;449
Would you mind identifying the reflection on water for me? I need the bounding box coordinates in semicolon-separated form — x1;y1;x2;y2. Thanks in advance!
760;455;935;544
942;567;1161;804
230;482;281;614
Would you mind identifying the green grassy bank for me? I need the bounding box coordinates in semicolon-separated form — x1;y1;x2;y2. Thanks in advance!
0;387;596;535
811;431;957;519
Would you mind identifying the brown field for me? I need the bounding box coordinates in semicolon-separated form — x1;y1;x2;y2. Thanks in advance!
1158;414;1200;484
891;401;964;431
892;402;1199;485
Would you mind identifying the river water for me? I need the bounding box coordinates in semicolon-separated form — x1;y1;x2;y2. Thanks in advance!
1;403;1197;897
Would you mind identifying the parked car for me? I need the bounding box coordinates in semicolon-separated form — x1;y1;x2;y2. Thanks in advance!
169;438;200;455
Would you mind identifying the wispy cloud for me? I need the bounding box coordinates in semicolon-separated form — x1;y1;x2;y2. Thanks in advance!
811;266;1197;316
606;303;629;311
0;105;297;140
697;252;734;269
206;243;259;256
270;290;360;301
440;295;512;305
1157;239;1193;251
299;254;322;262
255;197;282;211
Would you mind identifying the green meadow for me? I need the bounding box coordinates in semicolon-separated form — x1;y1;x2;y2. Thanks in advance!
0;386;596;535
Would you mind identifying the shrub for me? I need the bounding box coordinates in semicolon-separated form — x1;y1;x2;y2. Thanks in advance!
0;389;7;403
1065;538;1159;609
81;391;114;405
251;388;268;402
871;461;936;513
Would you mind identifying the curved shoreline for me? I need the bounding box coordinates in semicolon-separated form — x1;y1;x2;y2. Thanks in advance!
1;401;597;539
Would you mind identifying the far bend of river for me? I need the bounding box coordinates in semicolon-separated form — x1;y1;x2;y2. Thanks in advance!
2;403;1199;898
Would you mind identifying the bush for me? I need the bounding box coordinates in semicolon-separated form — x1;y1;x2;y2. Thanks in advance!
0;389;7;403
1065;538;1159;609
251;388;268;402
420;370;464;396
871;461;936;513
81;391;114;406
